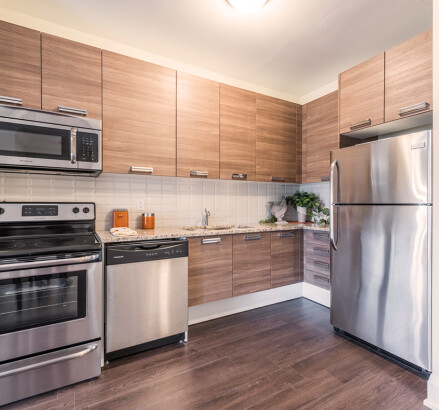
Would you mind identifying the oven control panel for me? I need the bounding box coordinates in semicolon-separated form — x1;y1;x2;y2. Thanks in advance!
0;203;95;222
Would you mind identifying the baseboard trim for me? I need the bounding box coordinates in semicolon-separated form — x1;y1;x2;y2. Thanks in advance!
189;283;303;325
302;283;331;308
425;374;439;409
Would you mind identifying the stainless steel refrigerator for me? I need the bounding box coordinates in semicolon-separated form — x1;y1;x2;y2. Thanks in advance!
330;130;431;372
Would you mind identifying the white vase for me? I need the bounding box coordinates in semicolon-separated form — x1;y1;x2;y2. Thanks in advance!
297;206;307;223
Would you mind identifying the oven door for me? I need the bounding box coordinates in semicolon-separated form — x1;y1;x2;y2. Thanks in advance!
0;253;102;362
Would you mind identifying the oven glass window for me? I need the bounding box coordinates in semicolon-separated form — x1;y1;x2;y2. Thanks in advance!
0;121;71;160
0;271;86;334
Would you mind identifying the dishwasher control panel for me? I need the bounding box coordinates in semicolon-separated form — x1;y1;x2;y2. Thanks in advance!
106;239;188;266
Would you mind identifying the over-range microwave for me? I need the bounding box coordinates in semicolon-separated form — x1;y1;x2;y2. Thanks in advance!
0;105;102;176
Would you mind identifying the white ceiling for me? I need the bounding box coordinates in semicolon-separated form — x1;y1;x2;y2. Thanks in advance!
0;0;432;100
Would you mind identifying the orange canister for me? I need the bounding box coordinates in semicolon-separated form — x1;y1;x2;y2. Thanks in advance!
142;213;155;229
113;209;129;228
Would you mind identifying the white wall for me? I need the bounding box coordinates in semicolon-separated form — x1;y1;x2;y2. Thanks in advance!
0;172;299;231
425;1;439;408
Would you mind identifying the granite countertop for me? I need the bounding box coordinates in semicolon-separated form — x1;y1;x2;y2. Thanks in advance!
97;223;329;243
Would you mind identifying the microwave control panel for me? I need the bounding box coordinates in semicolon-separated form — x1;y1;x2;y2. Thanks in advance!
77;132;99;162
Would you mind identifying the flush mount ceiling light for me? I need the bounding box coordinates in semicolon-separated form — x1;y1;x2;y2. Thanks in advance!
226;0;269;14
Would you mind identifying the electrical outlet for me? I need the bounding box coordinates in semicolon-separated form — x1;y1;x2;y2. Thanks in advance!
136;199;145;210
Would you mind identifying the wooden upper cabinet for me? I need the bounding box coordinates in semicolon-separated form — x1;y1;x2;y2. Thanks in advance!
339;53;384;134
177;72;219;179
0;21;41;109
102;51;177;175
220;85;256;181
188;236;233;306
303;91;338;183
42;34;102;119
271;231;302;288
256;95;298;183
385;29;432;122
233;233;271;296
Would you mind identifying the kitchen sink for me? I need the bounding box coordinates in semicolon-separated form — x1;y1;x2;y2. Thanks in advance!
180;225;235;231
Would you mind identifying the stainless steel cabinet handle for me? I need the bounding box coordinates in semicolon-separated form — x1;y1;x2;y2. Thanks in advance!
190;170;208;177
0;343;99;378
330;159;340;251
245;235;262;241
0;95;23;105
313;246;329;254
70;127;77;164
313;275;330;284
0;253;100;272
280;232;295;238
313;260;330;269
58;106;88;116
271;176;285;182
398;102;430;116
232;173;247;180
313;232;329;240
350;118;371;130
202;238;221;244
130;166;153;174
320;176;330;182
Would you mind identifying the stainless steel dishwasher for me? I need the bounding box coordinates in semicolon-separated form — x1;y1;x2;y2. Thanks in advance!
105;239;188;361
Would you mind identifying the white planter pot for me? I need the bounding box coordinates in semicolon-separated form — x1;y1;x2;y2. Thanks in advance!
297;206;307;223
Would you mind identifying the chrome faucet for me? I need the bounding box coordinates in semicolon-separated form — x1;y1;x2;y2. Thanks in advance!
204;209;210;226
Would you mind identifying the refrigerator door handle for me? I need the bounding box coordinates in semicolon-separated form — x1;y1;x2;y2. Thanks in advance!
330;159;340;250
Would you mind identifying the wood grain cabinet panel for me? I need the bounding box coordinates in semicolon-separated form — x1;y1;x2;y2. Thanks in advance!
385;29;432;122
271;231;303;288
188;236;233;306
303;91;338;183
233;233;271;296
177;72;219;179
339;53;384;134
0;21;41;109
304;230;330;290
256;95;298;183
42;34;102;119
102;51;177;175
220;85;256;181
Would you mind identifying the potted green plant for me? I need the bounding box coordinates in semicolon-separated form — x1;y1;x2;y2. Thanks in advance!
286;191;321;223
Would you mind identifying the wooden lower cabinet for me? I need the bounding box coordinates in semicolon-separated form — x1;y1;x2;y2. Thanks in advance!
188;236;232;306
271;231;303;288
304;230;330;290
233;233;271;296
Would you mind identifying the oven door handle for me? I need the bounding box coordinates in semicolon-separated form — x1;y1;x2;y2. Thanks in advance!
0;343;99;378
0;253;100;272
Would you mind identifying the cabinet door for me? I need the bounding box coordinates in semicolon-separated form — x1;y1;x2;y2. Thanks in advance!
0;21;41;109
102;51;176;175
304;230;330;290
177;72;219;179
220;85;256;181
256;95;298;183
339;53;384;134
303;91;338;183
188;236;233;306
42;34;102;119
233;233;271;296
385;29;432;122
271;231;302;288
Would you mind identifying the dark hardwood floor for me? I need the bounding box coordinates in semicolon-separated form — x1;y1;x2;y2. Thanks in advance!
5;298;427;409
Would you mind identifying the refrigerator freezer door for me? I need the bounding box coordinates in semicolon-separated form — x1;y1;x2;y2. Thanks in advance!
330;204;431;370
330;131;431;204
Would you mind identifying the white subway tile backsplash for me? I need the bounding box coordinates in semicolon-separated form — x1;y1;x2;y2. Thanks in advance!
0;172;302;230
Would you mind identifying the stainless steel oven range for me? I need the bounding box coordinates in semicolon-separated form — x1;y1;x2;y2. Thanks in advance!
0;202;103;406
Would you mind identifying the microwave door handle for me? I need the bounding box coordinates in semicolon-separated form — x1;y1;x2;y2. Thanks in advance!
70;127;77;164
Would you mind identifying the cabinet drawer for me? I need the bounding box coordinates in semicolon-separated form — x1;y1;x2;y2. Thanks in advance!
305;256;330;275
305;244;330;262
304;269;330;290
304;230;330;245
